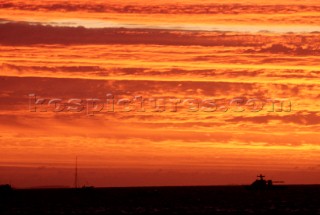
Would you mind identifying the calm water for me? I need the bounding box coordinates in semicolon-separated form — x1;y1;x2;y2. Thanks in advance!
1;185;319;214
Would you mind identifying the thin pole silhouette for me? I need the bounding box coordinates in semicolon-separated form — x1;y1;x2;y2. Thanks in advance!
257;174;265;180
74;156;78;188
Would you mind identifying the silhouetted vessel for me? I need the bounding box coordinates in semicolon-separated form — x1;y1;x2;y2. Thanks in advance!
245;174;286;190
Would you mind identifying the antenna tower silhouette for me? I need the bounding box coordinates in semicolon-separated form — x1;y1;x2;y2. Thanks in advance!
74;156;78;188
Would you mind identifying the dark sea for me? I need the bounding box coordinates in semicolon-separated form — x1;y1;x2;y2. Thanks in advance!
1;185;319;215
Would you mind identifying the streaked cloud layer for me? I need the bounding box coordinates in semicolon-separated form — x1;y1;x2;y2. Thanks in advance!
0;0;319;187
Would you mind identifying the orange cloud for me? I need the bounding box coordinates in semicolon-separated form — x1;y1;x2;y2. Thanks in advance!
0;0;319;187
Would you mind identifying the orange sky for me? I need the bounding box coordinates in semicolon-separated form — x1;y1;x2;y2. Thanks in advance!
0;0;319;187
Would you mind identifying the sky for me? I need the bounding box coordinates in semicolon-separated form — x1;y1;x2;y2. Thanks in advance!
0;0;319;188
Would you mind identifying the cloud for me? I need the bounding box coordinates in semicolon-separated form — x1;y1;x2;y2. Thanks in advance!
0;21;303;46
1;1;319;15
0;75;258;99
2;63;106;73
245;43;320;56
227;111;320;125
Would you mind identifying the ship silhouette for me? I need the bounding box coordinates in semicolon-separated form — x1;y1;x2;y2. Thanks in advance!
245;174;286;190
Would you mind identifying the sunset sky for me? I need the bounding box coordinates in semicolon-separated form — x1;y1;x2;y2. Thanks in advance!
0;0;319;188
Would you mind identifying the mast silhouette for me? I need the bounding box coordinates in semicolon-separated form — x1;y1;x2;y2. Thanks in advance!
257;174;265;180
74;156;78;189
